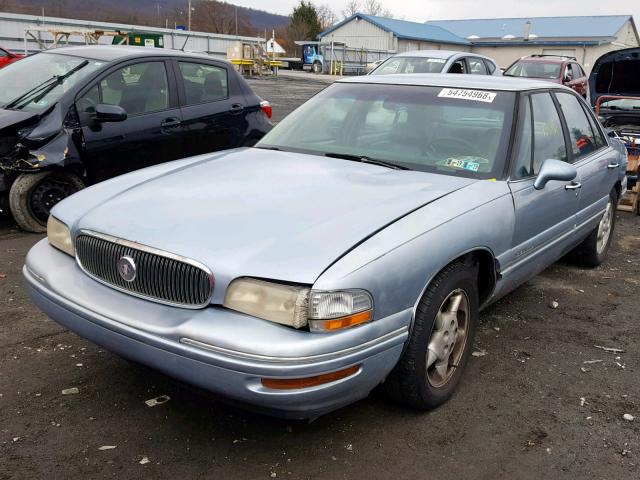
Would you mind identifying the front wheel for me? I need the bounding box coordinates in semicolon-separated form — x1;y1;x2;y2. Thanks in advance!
312;61;322;74
385;261;479;410
570;188;617;267
9;171;85;233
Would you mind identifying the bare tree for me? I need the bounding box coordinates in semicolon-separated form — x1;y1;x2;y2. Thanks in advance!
315;3;337;30
362;0;393;17
341;0;359;19
191;1;251;36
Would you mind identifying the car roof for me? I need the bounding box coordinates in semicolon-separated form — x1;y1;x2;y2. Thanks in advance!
516;55;573;64
391;50;496;63
338;73;574;92
41;45;220;63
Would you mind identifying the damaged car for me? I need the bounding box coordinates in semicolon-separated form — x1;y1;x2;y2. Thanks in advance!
25;75;625;418
0;45;272;232
590;47;639;207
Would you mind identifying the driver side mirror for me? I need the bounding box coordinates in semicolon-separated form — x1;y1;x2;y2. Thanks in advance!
95;104;127;123
534;159;577;190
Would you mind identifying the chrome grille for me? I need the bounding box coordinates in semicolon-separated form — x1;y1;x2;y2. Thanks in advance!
75;232;213;308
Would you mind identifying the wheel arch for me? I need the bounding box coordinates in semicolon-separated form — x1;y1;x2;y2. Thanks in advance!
406;247;498;344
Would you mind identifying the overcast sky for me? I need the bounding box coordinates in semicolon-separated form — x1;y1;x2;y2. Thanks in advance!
229;0;638;24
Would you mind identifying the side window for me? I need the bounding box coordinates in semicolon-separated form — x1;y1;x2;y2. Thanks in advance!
99;62;169;115
573;63;585;78
564;63;573;81
178;62;229;105
484;59;496;74
77;84;101;116
512;96;533;179
448;59;466;74
555;92;597;161
581;102;607;149
467;58;488;75
531;93;567;172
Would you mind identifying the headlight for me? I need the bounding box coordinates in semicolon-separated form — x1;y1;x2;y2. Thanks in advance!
223;278;373;332
47;216;75;256
224;278;310;328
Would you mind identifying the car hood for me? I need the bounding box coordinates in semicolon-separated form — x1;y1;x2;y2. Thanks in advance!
74;148;476;287
590;47;640;106
0;108;38;133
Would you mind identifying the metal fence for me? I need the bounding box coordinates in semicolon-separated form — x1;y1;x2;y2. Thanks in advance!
0;11;264;58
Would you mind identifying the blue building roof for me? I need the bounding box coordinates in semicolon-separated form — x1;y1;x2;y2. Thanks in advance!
319;13;470;45
425;15;634;42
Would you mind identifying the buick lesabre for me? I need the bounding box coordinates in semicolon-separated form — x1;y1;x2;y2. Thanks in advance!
24;75;627;418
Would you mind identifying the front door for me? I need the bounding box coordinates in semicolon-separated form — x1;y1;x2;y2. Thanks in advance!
76;59;183;183
504;92;580;284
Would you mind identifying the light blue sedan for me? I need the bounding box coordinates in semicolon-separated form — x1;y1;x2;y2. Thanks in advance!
24;75;627;418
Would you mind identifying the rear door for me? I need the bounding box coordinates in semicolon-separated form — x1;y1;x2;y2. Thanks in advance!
174;59;248;157
506;91;580;281
76;58;184;183
553;91;618;230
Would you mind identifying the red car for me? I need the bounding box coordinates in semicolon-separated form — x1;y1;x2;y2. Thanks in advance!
0;47;24;69
504;54;588;98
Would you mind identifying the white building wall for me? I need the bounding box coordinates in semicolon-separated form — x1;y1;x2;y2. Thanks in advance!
320;18;395;51
0;11;264;58
397;39;471;52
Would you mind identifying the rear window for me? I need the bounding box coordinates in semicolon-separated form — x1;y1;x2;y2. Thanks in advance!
505;61;562;79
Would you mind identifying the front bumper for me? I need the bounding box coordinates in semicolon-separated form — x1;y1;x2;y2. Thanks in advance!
24;239;410;418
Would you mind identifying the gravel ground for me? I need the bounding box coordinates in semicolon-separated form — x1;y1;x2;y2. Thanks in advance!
1;75;639;480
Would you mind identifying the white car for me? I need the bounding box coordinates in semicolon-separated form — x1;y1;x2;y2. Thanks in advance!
369;50;501;76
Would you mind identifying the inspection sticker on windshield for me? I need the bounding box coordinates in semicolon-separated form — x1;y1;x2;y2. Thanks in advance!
438;88;496;103
444;157;481;172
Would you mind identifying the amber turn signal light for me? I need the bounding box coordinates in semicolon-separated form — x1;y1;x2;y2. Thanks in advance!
312;309;372;332
261;365;361;390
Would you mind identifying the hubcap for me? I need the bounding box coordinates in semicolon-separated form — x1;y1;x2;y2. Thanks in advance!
29;178;79;224
426;289;470;388
596;198;613;255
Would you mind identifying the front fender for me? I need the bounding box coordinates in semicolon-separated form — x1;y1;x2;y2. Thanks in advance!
313;180;515;321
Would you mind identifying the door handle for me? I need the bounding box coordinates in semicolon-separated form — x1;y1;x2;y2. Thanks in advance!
230;103;244;114
607;163;620;169
161;117;181;128
565;182;582;190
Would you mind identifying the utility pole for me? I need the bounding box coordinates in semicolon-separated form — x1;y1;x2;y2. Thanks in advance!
188;0;192;31
235;6;238;37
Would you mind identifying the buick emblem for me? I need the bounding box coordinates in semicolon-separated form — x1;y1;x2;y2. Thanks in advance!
117;255;137;282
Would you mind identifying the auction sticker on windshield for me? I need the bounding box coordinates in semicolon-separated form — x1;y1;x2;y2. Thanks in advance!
444;157;481;172
438;88;496;103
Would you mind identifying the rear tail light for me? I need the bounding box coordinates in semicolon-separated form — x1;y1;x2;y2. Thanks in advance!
260;100;272;119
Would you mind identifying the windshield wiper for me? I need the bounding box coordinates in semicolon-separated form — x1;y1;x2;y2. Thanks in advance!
4;60;89;110
324;152;409;170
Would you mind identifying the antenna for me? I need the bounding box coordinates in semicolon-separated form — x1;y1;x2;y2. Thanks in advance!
180;34;191;51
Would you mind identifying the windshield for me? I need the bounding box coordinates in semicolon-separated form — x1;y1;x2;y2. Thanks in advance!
0;52;104;112
504;61;561;79
370;56;447;75
256;83;515;179
600;98;640;110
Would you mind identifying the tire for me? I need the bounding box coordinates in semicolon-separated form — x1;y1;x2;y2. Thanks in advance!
385;261;479;410
312;61;322;74
9;171;85;233
569;188;617;267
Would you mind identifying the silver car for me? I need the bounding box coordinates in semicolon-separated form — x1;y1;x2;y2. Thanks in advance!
24;75;626;418
369;50;501;76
